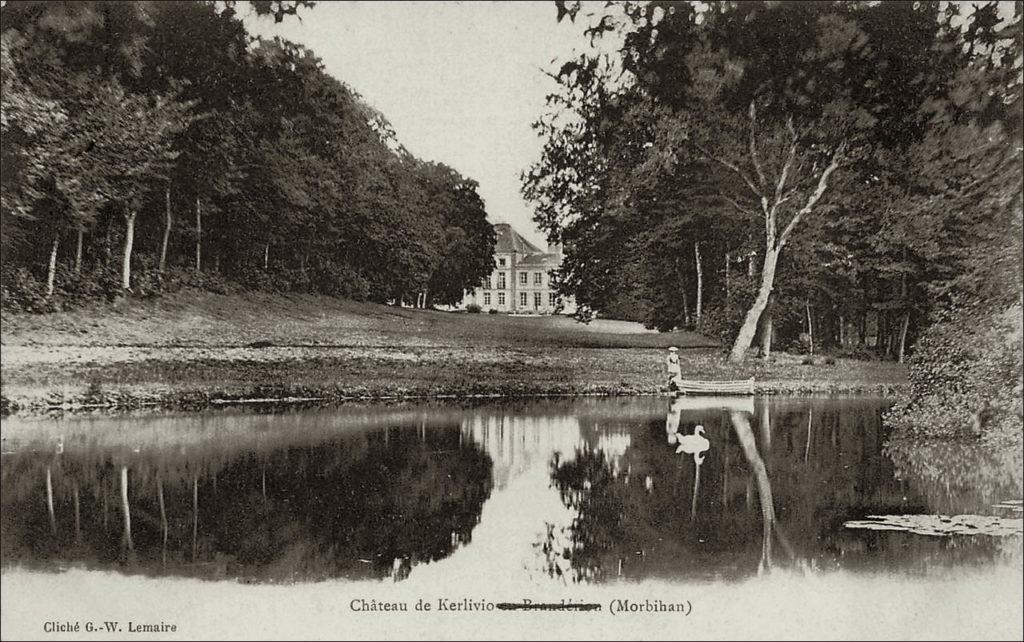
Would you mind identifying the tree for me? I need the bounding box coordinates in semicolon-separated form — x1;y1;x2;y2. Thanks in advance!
64;78;195;290
525;0;1017;365
0;34;70;287
1;0;495;310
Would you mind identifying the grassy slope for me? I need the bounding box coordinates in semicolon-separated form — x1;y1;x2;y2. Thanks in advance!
0;290;906;413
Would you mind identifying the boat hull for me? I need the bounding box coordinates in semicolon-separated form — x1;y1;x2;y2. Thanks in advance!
671;377;755;396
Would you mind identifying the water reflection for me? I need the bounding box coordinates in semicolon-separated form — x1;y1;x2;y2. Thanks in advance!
1;411;493;582
1;398;1020;585
544;397;1021;583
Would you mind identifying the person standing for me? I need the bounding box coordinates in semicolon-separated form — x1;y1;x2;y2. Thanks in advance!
666;346;681;389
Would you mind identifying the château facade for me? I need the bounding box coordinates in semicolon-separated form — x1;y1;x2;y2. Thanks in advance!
460;223;575;314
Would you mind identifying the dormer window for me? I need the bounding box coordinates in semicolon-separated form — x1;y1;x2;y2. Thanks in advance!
498;258;507;267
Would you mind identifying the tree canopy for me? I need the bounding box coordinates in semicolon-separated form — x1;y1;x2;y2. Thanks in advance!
1;0;495;309
525;0;1021;438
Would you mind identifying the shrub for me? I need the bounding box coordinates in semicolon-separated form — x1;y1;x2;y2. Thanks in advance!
0;266;61;313
305;263;370;301
466;303;482;314
488;308;498;315
62;263;122;303
886;299;1023;444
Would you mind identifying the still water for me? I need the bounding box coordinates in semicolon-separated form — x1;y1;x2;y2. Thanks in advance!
1;396;1021;585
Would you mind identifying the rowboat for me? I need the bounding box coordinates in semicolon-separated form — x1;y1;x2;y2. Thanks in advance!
671;377;755;396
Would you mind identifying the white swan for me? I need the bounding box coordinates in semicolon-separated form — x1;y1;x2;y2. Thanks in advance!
676;425;710;464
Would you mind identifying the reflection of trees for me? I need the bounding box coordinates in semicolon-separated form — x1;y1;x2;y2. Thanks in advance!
545;398;1014;583
728;410;798;573
546;412;754;583
547;408;791;582
884;439;1023;514
0;426;492;582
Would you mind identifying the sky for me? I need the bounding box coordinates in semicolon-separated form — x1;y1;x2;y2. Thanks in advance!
244;1;594;250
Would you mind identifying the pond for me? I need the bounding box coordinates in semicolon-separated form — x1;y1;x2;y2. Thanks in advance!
2;396;1020;586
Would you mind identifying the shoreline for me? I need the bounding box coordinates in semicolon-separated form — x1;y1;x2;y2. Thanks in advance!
1;375;907;419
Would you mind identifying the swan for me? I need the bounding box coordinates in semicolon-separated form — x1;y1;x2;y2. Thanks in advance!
676;425;710;462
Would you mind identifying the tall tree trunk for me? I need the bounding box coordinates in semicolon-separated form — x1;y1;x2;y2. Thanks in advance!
195;196;202;273
728;248;779;362
724;252;731;302
120;466;133;552
45;234;59;298
159;183;172;274
121;211;136;291
876;312;887;353
264;243;270;270
897;311;910;363
805;300;814;356
694;242;703;323
758;297;773;359
104;219;113;263
884;313;895;359
838;314;845;348
74;227;84;275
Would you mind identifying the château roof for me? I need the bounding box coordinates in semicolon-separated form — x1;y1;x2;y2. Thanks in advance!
494;223;544;255
518;253;561;267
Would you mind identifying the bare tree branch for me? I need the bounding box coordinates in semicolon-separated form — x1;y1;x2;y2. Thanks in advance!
774;117;798;205
693;141;763;200
748;100;768;190
778;144;845;248
721;194;757;218
765;116;799;245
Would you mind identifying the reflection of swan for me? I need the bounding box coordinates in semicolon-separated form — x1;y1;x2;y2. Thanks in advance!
675;425;710;518
675;425;710;464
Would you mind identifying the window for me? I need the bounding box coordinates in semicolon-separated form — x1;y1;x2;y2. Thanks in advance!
534;272;542;285
498;257;507;267
498;292;505;306
483;276;491;290
534;292;541;309
549;293;557;307
519;292;527;307
484;292;491;306
519;272;528;285
497;273;506;289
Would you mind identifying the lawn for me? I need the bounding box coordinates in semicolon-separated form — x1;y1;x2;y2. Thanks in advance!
0;290;906;415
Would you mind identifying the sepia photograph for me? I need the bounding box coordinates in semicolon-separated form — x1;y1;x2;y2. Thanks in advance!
0;1;1021;640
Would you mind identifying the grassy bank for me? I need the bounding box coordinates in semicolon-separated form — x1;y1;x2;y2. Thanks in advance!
0;291;907;415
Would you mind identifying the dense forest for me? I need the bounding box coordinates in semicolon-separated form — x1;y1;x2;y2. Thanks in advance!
0;0;496;310
524;1;1022;440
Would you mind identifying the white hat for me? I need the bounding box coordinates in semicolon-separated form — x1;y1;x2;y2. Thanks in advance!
668;346;678;352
